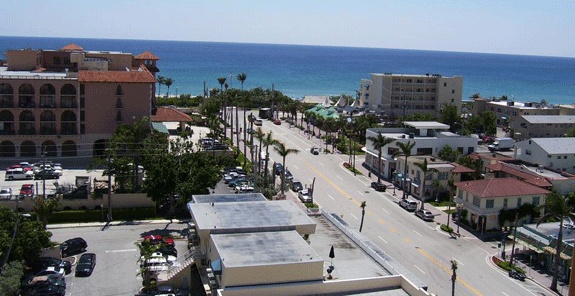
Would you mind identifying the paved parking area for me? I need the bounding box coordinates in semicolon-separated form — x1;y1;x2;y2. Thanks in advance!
49;221;189;296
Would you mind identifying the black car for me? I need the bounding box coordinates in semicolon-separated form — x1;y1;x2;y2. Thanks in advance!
60;237;87;257
158;246;178;257
34;169;59;180
75;253;96;276
30;257;72;274
290;179;303;192
273;163;283;175
310;147;319;155
371;182;386;192
22;274;66;296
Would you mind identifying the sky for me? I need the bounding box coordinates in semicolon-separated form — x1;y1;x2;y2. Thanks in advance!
1;0;574;57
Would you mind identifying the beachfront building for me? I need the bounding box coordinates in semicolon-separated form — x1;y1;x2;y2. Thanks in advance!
454;178;550;232
358;73;463;118
510;115;575;140
395;155;474;201
514;138;575;175
186;194;431;296
364;121;478;179
0;44;158;161
470;97;575;127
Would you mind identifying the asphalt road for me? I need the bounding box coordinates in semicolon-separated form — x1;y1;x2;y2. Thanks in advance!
49;222;189;296
231;111;553;296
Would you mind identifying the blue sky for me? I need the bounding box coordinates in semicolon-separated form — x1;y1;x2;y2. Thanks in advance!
2;0;574;57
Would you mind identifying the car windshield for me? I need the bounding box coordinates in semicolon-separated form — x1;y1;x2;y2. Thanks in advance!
79;256;93;264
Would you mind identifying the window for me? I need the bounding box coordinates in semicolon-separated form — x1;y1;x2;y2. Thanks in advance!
444;83;447;87
63;57;70;64
564;156;567;159
53;57;61;65
557;156;561;159
451;98;454;103
526;149;531;155
503;198;508;207
80;111;85;121
80;124;85;134
80;97;85;108
473;196;480;207
116;111;122;122
438;172;448;180
486;200;494;208
452;89;455;94
517;197;522;206
532;196;540;206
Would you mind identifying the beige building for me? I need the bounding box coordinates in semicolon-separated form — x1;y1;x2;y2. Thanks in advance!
454;178;550;232
359;73;463;118
0;43;158;161
510;115;575;140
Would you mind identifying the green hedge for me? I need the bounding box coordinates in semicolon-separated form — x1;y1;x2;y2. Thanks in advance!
48;207;157;223
496;260;525;274
440;224;453;233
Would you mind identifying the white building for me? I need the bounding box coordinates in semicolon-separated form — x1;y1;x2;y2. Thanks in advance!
514;138;575;175
359;73;463;118
364;121;478;179
510;115;575;140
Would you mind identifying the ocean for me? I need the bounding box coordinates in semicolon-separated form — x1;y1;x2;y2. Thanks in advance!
1;36;575;105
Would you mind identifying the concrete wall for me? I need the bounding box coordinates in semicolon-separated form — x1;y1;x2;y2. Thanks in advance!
6;50;39;71
221;261;324;288
514;140;575;174
0;193;154;212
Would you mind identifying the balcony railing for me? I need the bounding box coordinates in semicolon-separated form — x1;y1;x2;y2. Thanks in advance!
60;100;77;108
19;128;36;135
0;100;14;108
61;129;78;135
0;129;15;135
18;100;36;108
40;128;57;135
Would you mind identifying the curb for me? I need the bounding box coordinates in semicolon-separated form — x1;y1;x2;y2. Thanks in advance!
489;255;563;296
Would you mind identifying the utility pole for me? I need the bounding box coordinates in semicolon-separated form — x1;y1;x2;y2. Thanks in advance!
107;157;113;221
510;213;519;266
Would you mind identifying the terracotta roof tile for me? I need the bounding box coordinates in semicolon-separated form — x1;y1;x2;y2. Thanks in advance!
485;162;553;187
134;51;160;60
451;164;475;173
78;69;156;83
151;107;192;122
61;43;84;51
454;178;550;198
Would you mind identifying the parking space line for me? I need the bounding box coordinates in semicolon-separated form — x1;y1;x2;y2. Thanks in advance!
336;175;343;180
414;265;426;274
105;249;137;253
350;213;358;220
379;236;388;244
413;230;422;237
328;194;334;200
318;162;324;166
357;191;364;196
381;208;390;214
292;164;298;169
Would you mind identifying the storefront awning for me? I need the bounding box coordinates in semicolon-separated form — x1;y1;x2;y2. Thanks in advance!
543;246;572;260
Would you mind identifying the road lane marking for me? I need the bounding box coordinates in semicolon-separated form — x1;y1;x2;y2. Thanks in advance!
318;162;324;166
292;164;298;169
350;213;358;220
413;230;422;237
379;236;388;243
452;257;465;266
501;292;509;296
475;245;490;255
381;208;390;215
336;175;343;180
403;237;412;243
378;219;386;225
414;265;426;274
328;194;334;200
367;210;374;216
357;191;364;196
105;249;137;253
417;248;485;296
390;227;397;233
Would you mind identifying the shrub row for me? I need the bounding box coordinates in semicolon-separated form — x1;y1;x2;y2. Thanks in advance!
496;260;525;274
48;207;157;223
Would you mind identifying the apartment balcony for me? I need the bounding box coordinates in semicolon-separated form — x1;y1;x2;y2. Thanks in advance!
61;128;78;135
60;100;77;108
0;95;14;108
39;127;57;135
18;100;36;108
40;95;58;108
19;128;36;135
0;129;15;135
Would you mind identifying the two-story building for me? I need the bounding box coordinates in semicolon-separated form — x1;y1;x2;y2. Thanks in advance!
454;178;550;232
510;115;575;140
364;121;478;179
514;138;575;175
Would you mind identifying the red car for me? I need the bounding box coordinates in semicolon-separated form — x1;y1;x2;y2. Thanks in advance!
273;119;281;125
162;238;175;247
6;165;33;171
20;184;34;196
144;235;163;245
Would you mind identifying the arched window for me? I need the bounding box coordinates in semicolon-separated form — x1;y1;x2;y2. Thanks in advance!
20;140;36;157
93;139;109;158
40;84;56;95
61;110;76;122
62;140;77;157
0;110;15;135
0;83;13;94
40;111;56;121
41;140;57;157
61;84;77;108
19;110;35;122
40;111;56;135
18;83;35;108
116;85;123;96
61;111;77;135
19;83;34;95
61;84;76;95
40;84;57;108
0;141;15;157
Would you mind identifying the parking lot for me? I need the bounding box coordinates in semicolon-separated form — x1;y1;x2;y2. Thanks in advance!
49;221;189;296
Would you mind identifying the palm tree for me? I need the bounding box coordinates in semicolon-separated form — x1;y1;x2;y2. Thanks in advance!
414;158;430;210
164;77;173;97
367;133;396;183
537;191;575;292
254;127;265;175
157;75;165;96
262;131;278;186
450;259;458;296
217;77;227;123
237;73;247;90
359;201;367;232
273;142;299;196
396;141;416;199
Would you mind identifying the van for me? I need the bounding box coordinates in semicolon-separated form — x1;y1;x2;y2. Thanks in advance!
399;199;418;211
5;169;33;181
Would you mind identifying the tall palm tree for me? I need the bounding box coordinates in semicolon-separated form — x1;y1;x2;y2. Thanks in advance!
217;77;227;124
396;141;416;199
262;131;278;186
414;158;430;210
164;77;173;97
237;73;247;90
367;133;396;183
359;201;367;232
273;142;299;196
157;75;165;96
254;128;265;175
537;191;575;292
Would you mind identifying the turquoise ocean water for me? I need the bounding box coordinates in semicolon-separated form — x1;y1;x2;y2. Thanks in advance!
1;36;574;104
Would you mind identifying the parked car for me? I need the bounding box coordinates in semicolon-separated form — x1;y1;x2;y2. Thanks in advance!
273;162;283;175
273;119;281;125
75;253;96;277
298;189;313;203
290;179;303;192
52;165;63;176
399;199;418;211
144;235;163;245
310;147;319;155
20;184;34;196
371;182;386;192
35;266;65;278
0;188;12;199
158;246;178;257
283;170;293;180
22;274;66;296
30;257;72;274
415;209;435;221
5;168;34;180
162;237;175;247
60;237;87;257
34;169;59;180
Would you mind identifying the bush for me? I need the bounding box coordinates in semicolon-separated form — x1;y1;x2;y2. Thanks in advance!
496;260;525;274
49;207;157;223
305;203;319;208
440;224;453;233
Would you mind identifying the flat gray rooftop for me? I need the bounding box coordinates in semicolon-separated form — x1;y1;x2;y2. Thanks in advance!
190;200;316;233
212;230;322;267
191;193;266;203
404;121;450;130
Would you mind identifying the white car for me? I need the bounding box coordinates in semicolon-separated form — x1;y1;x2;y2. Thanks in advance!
52;166;63;176
0;188;12;199
298;189;312;203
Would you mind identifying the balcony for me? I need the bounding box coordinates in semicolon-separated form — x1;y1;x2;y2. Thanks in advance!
116;101;123;108
60;100;77;108
18;100;36;108
61;128;78;135
40;128;57;135
0;95;14;108
0;129;15;135
19;128;36;135
40;95;57;108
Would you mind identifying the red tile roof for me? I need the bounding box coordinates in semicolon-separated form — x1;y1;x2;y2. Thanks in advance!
78;69;156;83
151;107;192;122
454;178;550;198
485;162;553;187
134;51;160;60
61;43;84;51
451;164;475;174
